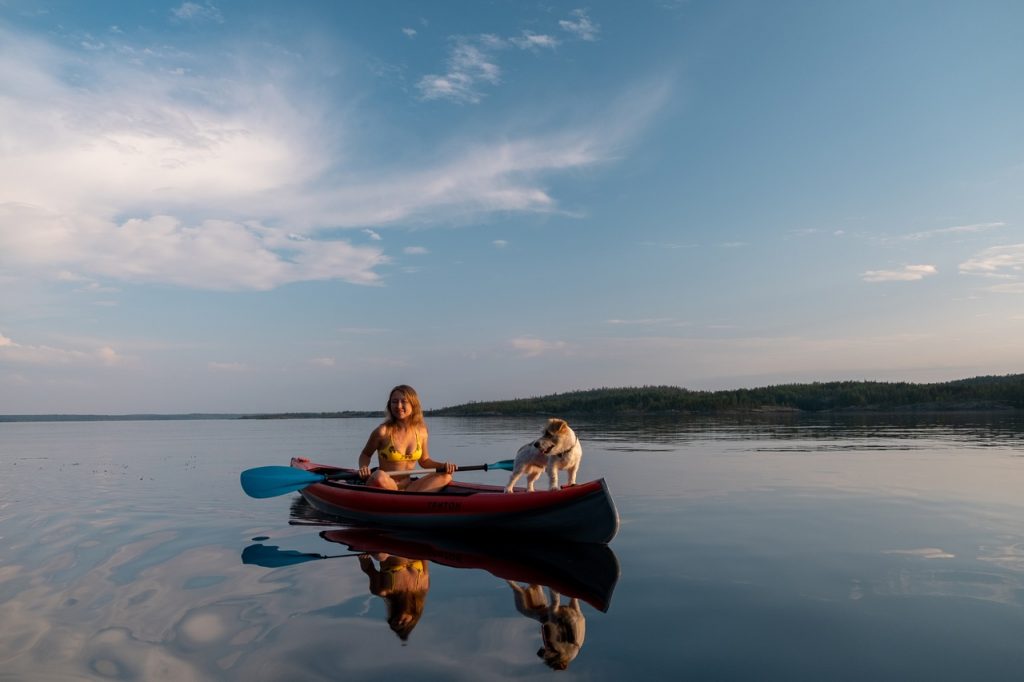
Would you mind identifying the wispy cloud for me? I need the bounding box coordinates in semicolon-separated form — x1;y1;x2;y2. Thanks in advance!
417;11;592;103
559;9;600;41
493;240;508;248
862;264;937;282
960;244;1024;292
403;246;429;255
900;221;1006;241
510;337;569;357
606;318;677;326
417;36;502;103
171;2;224;24
402;27;417;38
310;357;336;367
208;361;248;372
0;207;388;291
959;244;1024;275
511;31;559;50
0;22;660;293
0;331;128;367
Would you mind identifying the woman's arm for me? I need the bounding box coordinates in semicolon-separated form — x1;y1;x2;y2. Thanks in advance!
418;429;456;474
357;426;384;478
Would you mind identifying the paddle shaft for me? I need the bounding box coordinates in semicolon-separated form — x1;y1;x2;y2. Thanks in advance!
331;462;504;481
240;459;514;499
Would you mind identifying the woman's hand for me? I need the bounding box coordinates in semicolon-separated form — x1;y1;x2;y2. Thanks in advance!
441;461;457;475
358;465;371;479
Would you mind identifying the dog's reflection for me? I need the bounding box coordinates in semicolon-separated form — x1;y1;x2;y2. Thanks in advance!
506;581;586;670
358;553;430;642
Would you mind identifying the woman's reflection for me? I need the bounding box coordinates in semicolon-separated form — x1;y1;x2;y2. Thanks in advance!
359;553;430;642
506;581;585;670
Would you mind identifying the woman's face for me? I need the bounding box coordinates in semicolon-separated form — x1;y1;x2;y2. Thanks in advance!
389;391;413;420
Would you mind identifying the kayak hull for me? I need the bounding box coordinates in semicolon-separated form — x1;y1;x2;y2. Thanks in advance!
290;457;620;543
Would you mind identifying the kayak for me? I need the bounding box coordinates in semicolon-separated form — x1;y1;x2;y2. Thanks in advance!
289;457;620;544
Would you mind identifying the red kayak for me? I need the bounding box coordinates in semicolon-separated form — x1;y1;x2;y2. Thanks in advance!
290;457;620;544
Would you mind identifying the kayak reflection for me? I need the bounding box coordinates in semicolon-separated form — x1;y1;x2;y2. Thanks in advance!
288;495;620;613
318;524;619;614
318;525;616;668
241;498;620;663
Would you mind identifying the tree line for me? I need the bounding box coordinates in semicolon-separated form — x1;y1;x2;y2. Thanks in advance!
427;374;1024;416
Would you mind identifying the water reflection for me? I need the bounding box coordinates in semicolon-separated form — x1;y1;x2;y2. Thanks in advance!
235;498;620;667
357;553;430;642
573;411;1024;448
506;582;585;670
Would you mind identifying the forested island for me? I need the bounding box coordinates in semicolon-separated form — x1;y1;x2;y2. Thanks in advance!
428;374;1024;417
4;375;1022;422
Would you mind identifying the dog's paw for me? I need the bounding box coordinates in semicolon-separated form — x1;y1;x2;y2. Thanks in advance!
504;486;514;493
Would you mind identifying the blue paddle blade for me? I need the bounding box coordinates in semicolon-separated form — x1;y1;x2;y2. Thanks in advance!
240;465;326;499
487;459;515;471
241;543;325;567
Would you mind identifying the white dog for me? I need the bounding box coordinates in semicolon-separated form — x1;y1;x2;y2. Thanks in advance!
505;418;582;493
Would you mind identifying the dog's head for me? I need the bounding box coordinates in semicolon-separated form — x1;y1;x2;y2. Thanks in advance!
533;418;573;455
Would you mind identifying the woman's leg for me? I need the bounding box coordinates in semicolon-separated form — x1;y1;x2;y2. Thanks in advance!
404;472;451;492
367;469;398;490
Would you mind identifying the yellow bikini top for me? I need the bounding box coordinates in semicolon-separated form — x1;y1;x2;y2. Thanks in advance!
383;560;425;575
379;430;423;462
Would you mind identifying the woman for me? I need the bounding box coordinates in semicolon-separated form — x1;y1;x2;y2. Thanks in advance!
357;385;457;492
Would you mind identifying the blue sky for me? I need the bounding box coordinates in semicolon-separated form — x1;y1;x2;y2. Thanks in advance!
1;0;1022;413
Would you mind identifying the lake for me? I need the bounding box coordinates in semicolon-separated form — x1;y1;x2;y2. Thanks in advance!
2;414;1024;680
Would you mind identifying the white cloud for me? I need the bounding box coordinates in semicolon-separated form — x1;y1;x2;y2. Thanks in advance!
172;2;223;23
0;24;661;293
363;229;382;241
959;244;1024;277
510;337;569;357
960;243;1024;291
559;9;600;41
402;27;417;38
606;318;675;325
493;240;508;248
0;331;128;367
403;246;429;255
417;37;503;103
0;207;388;290
208;361;248;372
900;221;1006;241
511;32;559;50
862;264;937;283
417;14;590;103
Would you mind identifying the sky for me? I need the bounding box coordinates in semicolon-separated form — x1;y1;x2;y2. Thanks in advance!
1;0;1023;414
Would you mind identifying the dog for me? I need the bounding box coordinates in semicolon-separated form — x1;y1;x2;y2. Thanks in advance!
504;418;582;493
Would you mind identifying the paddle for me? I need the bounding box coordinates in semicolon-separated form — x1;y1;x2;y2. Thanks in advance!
241;542;362;568
240;460;515;499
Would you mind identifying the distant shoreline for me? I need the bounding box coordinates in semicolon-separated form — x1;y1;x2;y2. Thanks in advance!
4;374;1021;422
0;412;382;423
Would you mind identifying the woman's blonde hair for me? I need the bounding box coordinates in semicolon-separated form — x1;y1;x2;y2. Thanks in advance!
386;589;428;641
384;384;426;430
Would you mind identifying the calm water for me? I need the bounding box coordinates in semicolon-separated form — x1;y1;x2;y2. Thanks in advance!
2;414;1024;680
